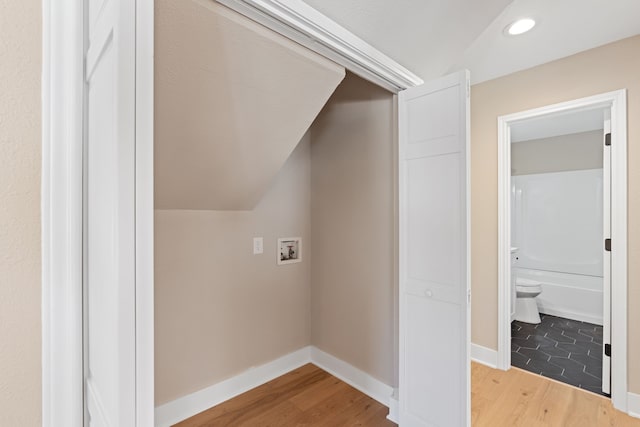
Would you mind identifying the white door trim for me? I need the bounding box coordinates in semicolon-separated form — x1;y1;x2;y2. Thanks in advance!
42;0;155;425
497;90;628;412
41;0;84;425
214;0;423;92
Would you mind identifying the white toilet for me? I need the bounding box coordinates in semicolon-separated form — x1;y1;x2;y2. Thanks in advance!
514;277;543;324
511;248;543;324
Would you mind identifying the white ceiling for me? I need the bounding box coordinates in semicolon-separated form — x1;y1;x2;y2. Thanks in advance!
301;0;640;83
511;107;606;143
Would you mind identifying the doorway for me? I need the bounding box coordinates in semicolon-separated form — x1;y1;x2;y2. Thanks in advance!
509;113;607;395
498;90;627;410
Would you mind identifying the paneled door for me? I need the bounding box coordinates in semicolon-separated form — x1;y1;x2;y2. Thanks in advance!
398;70;470;426
84;0;137;425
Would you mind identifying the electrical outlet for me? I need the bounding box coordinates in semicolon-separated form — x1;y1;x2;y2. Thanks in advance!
253;237;263;254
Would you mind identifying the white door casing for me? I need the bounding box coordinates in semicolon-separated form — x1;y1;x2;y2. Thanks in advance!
43;0;154;425
399;70;471;426
497;90;627;412
84;0;137;425
42;0;85;424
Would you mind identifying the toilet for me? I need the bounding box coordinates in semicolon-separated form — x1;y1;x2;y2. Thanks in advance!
511;247;543;324
514;277;543;324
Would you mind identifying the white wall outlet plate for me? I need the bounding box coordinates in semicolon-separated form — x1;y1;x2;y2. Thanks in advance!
253;237;263;254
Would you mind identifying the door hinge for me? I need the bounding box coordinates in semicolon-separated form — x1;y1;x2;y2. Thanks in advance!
605;343;611;357
467;289;471;304
605;238;611;252
605;132;611;146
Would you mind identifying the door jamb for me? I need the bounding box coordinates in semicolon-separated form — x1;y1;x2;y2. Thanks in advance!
496;90;628;412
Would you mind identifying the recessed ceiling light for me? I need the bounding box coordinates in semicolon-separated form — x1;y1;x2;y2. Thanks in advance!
505;18;536;36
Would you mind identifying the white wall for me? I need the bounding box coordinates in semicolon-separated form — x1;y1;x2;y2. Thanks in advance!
512;169;603;324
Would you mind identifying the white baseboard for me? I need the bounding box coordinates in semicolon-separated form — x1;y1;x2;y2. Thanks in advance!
387;388;399;423
628;392;640;419
538;306;602;326
154;347;311;427
309;346;393;408
154;346;394;426
471;343;498;369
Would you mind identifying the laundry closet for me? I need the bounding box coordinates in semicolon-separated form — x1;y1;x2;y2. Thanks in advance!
153;0;397;416
152;1;470;425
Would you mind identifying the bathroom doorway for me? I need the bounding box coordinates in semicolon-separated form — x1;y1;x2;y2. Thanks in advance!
510;113;606;395
496;91;628;408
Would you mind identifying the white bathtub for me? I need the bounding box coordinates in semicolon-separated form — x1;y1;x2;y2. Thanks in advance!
514;267;603;325
512;169;603;326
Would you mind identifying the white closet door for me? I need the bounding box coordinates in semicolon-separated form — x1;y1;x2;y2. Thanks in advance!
84;0;137;425
399;70;470;427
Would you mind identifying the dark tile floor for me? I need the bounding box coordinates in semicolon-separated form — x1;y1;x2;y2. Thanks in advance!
511;313;607;396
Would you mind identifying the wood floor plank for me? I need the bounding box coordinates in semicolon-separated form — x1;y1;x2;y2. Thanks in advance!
243;400;304;427
362;405;397;427
288;375;344;411
300;386;369;426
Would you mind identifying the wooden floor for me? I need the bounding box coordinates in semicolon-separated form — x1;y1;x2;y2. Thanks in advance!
472;362;640;426
174;363;395;427
177;362;640;426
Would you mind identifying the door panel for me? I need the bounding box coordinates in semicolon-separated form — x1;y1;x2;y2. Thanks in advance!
407;86;460;146
84;0;137;425
399;71;470;427
406;154;461;304
405;295;463;427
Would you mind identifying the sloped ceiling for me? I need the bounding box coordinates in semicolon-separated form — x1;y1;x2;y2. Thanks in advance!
155;0;345;210
300;0;640;83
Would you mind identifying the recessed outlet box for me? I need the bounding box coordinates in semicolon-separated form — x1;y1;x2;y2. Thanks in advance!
277;237;302;265
253;237;263;254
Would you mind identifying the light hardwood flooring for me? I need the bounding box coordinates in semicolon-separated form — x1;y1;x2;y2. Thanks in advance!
176;362;640;426
472;362;640;426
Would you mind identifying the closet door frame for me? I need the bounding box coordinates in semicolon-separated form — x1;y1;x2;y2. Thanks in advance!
43;1;434;425
41;0;154;425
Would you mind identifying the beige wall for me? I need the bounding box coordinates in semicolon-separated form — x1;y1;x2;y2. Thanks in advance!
155;72;397;406
512;130;602;175
155;0;344;210
471;35;640;392
310;73;396;386
155;135;312;405
0;0;42;425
